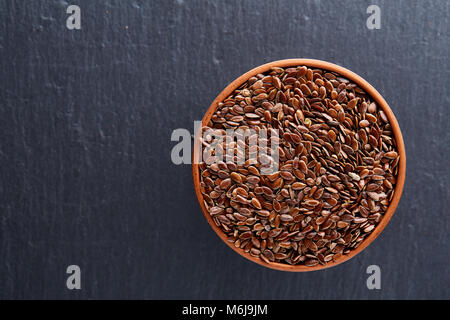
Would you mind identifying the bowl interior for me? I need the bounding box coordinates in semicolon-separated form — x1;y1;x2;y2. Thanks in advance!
192;59;406;271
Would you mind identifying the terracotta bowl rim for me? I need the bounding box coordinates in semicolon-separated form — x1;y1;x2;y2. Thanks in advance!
192;58;406;272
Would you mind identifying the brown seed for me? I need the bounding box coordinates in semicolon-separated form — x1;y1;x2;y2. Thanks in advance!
239;231;252;240
304;199;320;207
366;113;377;123
263;249;275;262
326;187;338;194
280;171;294;180
209;207;224;215
219;178;231;189
278;214;293;224
246;113;260;119
275;253;288;260
367;184;380;192
359;120;370;128
230;172;242;184
348;172;360;181
273;200;281;212
359;101;368;115
337;221;349;228
272;178;283;189
331;90;338;100
267;171;280;181
257;210;271;217
248;166;260;176
264;110;272;122
296;109;305;122
341;214;354;222
247;176;260;185
369;135;378;147
368;102;377;113
347;98;358;109
313;188;324;200
251;198;262;209
327;174;340;182
305;259;319;267
235;187;248;198
300;84;311;95
367;192;387;201
360;169;370;179
293;169;305;180
383;179;393;190
328;130;336;142
334;141;341;155
297;66;307;77
269;228;282;238
299;160;307;172
235;195;248;204
337;110;345;123
260;253;271;263
292;182;306;190
354;217;367;224
273;76;282;89
384;151;398;159
305;239;318;251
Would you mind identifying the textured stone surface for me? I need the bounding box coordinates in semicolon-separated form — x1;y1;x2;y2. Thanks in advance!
0;0;449;299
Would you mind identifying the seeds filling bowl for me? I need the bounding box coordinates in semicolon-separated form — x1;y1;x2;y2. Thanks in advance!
192;59;406;271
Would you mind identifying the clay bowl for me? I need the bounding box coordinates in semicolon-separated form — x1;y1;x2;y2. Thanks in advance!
192;59;406;271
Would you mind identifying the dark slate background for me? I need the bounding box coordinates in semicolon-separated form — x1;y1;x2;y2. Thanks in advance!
0;0;449;300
